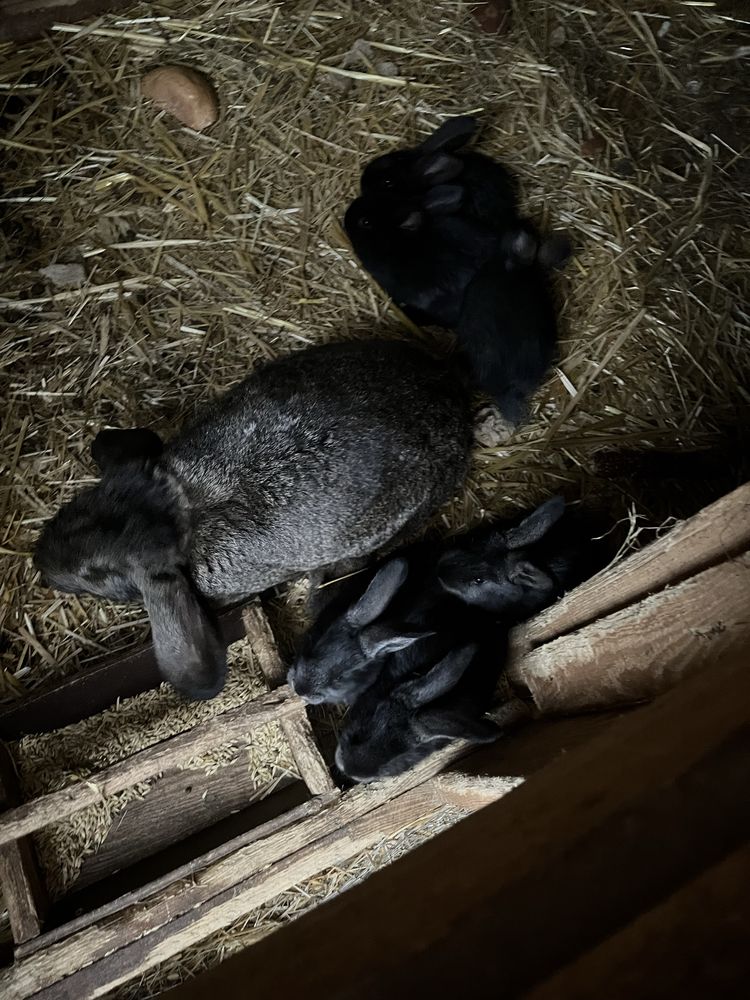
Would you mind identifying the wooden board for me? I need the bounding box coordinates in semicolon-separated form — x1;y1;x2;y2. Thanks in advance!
0;743;48;945
160;641;750;1000
524;846;750;1000
0;686;301;848
513;480;750;653
509;552;750;713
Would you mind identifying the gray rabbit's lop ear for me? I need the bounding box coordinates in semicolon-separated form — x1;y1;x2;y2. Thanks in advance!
504;496;566;550
91;428;164;473
139;569;226;700
421;115;478;153
346;558;409;629
400;644;477;709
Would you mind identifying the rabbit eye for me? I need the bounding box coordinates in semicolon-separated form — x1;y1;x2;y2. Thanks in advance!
473;577;483;586
359;216;372;229
381;177;394;190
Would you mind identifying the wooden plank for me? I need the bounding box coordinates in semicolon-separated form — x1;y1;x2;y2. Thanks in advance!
509;553;750;713
525;846;750;1000
159;641;750;1000
1;708;623;996
32;783;446;1000
0;605;246;741
433;772;521;810
513;481;750;653
0;743;48;945
73;754;282;892
0;686;301;848
15;785;328;961
243;604;337;796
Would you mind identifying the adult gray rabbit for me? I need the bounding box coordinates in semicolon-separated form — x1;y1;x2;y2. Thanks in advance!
35;339;473;700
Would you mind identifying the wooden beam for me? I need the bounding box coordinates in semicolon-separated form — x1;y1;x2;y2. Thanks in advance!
509;553;750;713
0;687;301;848
513;481;750;653
243;604;337;796
15;787;332;961
0;743;48;945
524;846;750;1000
158;642;750;1000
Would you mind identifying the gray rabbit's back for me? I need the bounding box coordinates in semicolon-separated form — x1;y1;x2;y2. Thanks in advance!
166;340;471;598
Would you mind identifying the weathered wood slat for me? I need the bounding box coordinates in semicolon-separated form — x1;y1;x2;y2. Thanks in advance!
513;480;750;653
0;743;48;945
509;552;750;713
15;787;332;961
34;783;446;1000
0;687;302;848
243;604;337;796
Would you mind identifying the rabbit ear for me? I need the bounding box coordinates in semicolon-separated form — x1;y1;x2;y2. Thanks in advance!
140;569;226;700
400;644;477;709
91;428;163;473
359;625;431;660
504;497;565;550
508;557;555;590
346;558;409;628
416;709;500;744
421;115;478;153
398;210;423;231
422;184;463;214
415;152;463;184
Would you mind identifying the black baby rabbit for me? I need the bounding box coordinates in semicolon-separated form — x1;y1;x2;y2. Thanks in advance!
361;115;519;232
344;185;500;327
437;495;611;616
288;558;431;705
35;340;473;701
335;636;505;783
455;223;571;424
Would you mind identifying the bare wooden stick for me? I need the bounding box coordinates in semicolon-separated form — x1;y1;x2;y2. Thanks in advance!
0;742;48;944
513;481;750;654
509;553;750;714
243;604;337;796
0;687;301;848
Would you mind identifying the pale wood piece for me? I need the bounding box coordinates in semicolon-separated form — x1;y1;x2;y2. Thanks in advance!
509;553;750;713
243;604;337;796
0;743;48;945
0;687;302;848
434;773;523;810
513;480;750;654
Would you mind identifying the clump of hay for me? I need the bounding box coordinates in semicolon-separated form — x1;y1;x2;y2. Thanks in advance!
0;0;747;987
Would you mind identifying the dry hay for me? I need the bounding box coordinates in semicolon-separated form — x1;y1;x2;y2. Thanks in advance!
0;0;748;987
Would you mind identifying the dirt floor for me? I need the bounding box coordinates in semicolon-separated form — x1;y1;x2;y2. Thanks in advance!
0;0;748;993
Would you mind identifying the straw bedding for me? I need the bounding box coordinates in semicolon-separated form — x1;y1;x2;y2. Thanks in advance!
0;0;747;989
